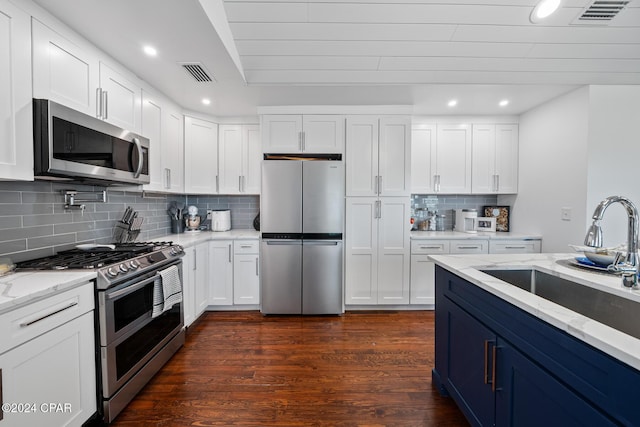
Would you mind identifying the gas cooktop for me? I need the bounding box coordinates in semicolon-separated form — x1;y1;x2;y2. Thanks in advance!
17;242;177;270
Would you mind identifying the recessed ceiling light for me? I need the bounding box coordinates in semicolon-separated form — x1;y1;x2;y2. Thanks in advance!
530;0;561;23
143;45;157;57
447;99;458;107
202;98;211;106
499;99;510;107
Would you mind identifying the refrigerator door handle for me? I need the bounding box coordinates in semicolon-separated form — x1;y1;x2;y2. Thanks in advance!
265;241;302;245
303;241;339;246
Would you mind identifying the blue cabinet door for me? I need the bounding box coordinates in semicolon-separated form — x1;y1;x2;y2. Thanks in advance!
444;298;496;427
495;337;617;427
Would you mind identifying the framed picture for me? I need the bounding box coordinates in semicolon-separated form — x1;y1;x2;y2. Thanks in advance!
483;206;510;232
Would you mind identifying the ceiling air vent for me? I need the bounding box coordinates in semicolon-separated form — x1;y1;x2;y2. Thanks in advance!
573;0;630;23
180;62;215;82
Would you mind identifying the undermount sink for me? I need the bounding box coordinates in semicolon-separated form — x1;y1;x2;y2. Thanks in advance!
480;268;640;340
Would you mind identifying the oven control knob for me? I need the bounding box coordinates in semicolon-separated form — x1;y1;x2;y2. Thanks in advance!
118;263;129;273
107;267;118;278
129;260;140;270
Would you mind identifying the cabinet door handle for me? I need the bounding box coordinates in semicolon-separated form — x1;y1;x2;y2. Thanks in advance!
374;175;379;195
255;257;259;276
484;340;490;385
96;88;102;118
102;90;108;120
378;176;382;195
216;175;219;193
302;131;306;151
19;301;79;327
239;176;242;192
492;345;498;392
229;244;232;263
165;168;171;189
193;248;197;270
496;175;500;192
299;131;303;151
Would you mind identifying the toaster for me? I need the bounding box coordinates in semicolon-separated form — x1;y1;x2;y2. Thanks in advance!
208;209;231;231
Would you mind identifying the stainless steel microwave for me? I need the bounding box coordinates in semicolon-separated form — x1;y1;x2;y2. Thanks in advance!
33;99;150;186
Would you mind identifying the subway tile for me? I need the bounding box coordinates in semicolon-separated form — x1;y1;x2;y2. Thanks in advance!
0;203;54;216
0;216;21;230
0;181;51;192
54;221;97;234
28;233;75;250
7;247;54;263
22;192;62;204
0;239;27;255
77;229;113;241
0;225;54;242
0;192;21;203
23;213;73;227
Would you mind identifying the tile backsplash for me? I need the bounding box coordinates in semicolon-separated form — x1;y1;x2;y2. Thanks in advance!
411;194;499;230
0;180;259;263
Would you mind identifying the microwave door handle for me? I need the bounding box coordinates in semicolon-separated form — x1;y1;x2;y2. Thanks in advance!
133;137;144;178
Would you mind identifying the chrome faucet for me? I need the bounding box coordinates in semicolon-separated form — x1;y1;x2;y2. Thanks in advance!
584;196;639;289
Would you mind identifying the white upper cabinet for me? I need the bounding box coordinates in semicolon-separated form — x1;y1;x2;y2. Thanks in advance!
434;124;472;194
494;124;519;193
184;116;218;194
32;18;99;116
378;117;411;197
141;90;164;192
219;124;261;194
0;1;33;181
162;106;184;193
472;124;518;194
346;116;410;197
98;62;142;133
32;19;142;133
262;114;344;153
411;124;436;194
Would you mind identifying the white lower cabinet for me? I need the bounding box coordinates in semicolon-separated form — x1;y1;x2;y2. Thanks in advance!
345;197;410;305
0;284;96;427
409;240;449;306
409;237;541;308
208;239;260;308
489;239;541;254
208;240;234;306
183;242;209;327
233;241;260;305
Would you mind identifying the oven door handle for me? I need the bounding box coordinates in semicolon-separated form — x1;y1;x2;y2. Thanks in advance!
106;273;160;300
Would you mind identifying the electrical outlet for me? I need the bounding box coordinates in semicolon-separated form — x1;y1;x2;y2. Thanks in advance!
561;207;572;221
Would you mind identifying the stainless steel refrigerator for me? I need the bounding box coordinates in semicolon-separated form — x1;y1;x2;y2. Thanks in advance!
260;156;344;315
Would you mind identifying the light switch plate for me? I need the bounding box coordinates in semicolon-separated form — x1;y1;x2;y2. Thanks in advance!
561;207;572;221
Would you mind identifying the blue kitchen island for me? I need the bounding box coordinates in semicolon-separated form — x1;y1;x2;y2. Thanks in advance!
431;253;640;427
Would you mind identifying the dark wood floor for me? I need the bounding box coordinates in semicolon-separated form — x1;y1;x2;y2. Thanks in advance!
111;311;468;426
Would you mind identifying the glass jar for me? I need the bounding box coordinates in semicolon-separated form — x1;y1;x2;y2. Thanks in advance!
435;214;445;231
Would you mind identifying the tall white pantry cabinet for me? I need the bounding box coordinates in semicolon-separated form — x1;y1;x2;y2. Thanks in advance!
344;116;411;305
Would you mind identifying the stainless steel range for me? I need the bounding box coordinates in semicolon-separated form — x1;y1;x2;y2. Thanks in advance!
17;242;186;423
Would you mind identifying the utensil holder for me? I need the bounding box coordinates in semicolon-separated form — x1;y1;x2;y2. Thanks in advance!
171;218;184;234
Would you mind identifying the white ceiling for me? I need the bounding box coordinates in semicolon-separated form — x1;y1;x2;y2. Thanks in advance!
31;0;640;117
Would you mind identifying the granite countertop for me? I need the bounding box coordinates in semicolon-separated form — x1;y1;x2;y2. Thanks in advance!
0;270;97;315
431;252;640;371
411;230;542;240
159;229;260;248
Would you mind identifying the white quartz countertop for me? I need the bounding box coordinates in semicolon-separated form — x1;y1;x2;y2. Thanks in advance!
431;253;640;371
411;230;542;240
0;270;96;315
158;229;260;248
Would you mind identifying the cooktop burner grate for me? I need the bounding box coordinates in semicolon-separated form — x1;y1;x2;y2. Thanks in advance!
17;242;175;270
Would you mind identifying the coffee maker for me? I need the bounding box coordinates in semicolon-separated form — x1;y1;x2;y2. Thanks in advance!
454;209;478;233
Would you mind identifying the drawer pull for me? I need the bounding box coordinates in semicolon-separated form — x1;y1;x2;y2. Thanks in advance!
419;246;443;249
457;246;480;249
504;246;526;249
240;245;253;249
19;301;79;327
